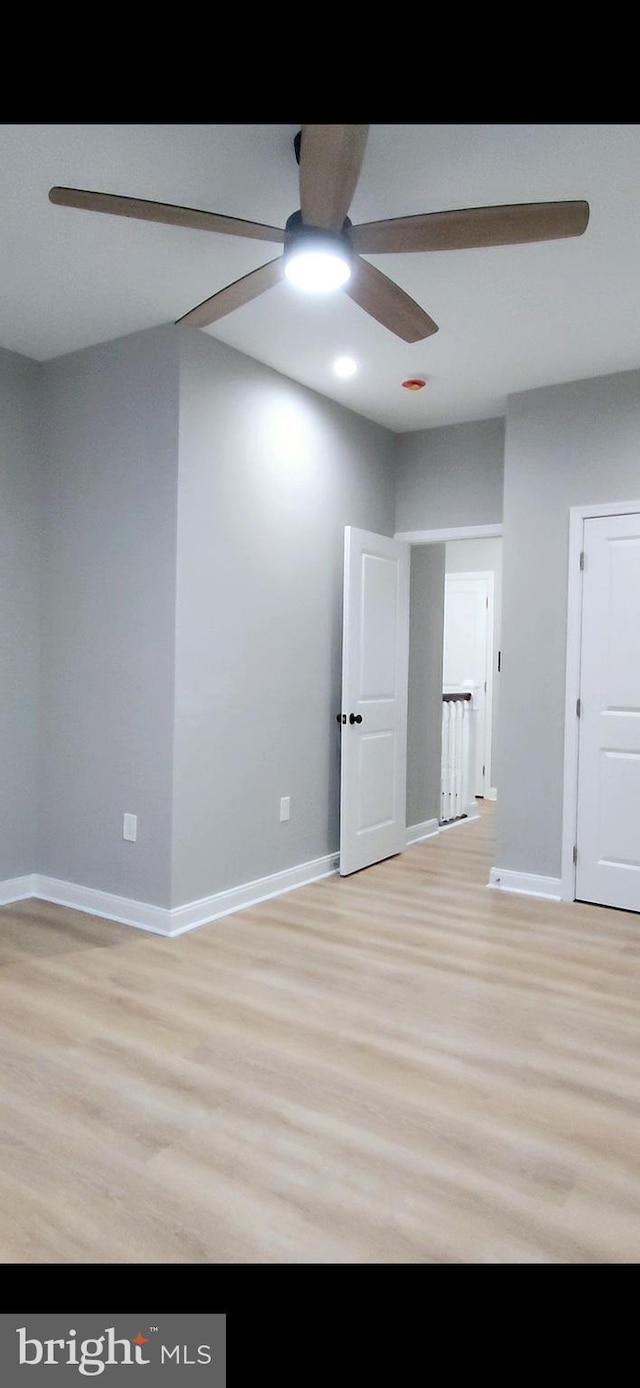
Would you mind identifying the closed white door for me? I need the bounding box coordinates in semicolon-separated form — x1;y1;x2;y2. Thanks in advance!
339;527;410;876
576;512;640;911
443;573;492;795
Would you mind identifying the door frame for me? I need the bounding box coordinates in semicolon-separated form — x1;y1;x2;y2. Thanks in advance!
395;523;503;544
561;498;640;902
443;569;495;798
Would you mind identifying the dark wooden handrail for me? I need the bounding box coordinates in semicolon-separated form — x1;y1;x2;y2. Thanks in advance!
442;692;472;702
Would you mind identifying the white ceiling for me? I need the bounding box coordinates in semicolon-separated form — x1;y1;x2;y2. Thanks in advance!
1;123;640;433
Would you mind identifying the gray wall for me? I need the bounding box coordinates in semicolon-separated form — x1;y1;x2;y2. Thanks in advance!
38;328;179;906
172;332;396;907
0;348;42;880
407;545;445;829
394;418;505;533
496;367;640;878
445;537;502;792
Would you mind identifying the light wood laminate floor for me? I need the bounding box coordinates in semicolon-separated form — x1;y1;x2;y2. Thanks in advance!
1;802;640;1263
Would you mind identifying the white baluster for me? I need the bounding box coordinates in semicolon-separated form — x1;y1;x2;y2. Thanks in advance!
461;696;473;816
441;700;448;822
441;700;451;822
442;694;475;824
454;700;462;818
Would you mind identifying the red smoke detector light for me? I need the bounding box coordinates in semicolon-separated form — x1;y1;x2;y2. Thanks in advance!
401;377;426;390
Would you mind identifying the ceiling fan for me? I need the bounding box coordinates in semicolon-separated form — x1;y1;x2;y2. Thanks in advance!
49;125;590;344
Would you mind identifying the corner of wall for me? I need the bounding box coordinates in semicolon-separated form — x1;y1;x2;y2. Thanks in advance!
36;326;181;909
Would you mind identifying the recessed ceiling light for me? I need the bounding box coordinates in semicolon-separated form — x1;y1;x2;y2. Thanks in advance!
333;356;358;379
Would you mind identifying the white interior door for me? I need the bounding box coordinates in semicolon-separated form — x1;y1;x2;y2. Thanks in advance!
442;573;492;796
339;527;410;876
576;511;640;911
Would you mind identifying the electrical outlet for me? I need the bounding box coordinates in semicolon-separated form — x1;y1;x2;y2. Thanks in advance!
279;796;290;822
123;813;137;842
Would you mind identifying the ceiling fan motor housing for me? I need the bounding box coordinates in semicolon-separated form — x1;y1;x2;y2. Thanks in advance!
283;210;354;271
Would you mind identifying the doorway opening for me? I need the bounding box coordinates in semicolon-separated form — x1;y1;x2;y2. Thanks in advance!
441;537;502;822
340;523;503;874
400;525;502;847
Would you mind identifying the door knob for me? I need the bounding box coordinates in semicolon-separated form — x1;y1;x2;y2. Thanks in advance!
349;713;363;725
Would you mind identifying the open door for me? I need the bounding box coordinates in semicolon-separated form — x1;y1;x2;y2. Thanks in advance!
339;527;410;876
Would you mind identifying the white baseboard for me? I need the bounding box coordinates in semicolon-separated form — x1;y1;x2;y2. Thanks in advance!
0;874;36;906
34;875;173;935
0;854;339;938
438;809;480;832
488;866;562;900
6;822;518;939
487;787;497;802
406;818;440;845
168;853;337;935
407;811;482;845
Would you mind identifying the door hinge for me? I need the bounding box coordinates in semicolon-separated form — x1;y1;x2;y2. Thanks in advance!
579;550;585;571
576;697;581;718
573;844;578;865
482;764;486;776
484;680;487;693
497;650;501;673
486;596;489;609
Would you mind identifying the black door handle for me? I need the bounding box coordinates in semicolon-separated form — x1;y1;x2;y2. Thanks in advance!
349;713;363;725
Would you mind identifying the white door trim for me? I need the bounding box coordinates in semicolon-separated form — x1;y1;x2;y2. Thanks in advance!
561;498;640;902
395;523;502;545
480;570;494;799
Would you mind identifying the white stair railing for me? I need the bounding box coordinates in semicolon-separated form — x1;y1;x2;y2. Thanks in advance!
441;692;474;824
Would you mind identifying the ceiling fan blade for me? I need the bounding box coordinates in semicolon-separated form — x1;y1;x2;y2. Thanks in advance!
351;200;590;254
176;257;283;329
345;258;438;342
49;187;285;243
299;125;369;231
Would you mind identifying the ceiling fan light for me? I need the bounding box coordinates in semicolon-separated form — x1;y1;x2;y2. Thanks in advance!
285;248;351;293
283;212;353;295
